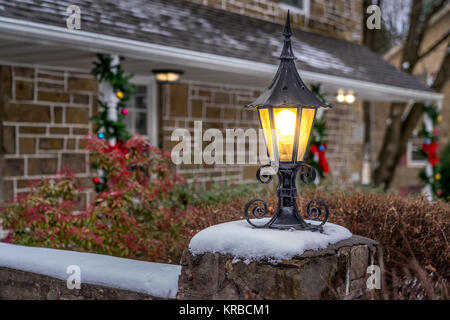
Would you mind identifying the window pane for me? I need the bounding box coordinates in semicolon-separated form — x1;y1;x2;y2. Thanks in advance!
273;107;297;162
124;110;133;129
297;108;315;161
259;108;274;161
124;85;148;136
281;0;304;9
135;95;147;109
135;111;147;135
411;137;427;162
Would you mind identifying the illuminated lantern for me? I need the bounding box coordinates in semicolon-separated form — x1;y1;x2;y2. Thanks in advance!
244;12;331;232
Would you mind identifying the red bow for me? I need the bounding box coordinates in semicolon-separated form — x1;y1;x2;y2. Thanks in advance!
104;141;128;155
311;144;329;174
422;141;439;166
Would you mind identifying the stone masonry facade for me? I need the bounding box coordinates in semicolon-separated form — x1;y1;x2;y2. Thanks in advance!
187;0;363;43
0;64;97;205
0;1;368;203
161;80;364;187
161;81;262;186
0;65;364;203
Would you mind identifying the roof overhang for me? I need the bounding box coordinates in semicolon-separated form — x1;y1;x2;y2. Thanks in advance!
0;17;443;104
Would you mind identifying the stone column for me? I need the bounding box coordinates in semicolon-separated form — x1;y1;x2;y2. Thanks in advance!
178;226;380;300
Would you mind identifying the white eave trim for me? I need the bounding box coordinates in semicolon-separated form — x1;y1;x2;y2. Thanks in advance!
0;16;443;103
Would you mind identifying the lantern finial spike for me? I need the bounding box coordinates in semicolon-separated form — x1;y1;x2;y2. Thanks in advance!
283;10;292;38
280;11;295;60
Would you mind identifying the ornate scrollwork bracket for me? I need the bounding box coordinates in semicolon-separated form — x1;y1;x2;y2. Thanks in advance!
244;163;330;232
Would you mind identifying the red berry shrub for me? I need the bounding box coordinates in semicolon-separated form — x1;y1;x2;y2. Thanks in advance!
1;135;189;262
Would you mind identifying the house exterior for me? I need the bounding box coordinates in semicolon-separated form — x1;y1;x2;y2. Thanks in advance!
381;3;450;193
0;0;443;205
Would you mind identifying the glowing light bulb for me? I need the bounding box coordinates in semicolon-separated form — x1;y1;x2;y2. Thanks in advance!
275;109;296;161
345;92;355;104
336;89;345;103
275;109;296;136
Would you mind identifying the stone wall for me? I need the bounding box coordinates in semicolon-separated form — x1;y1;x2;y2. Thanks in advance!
161;81;262;186
187;0;363;43
0;234;380;300
0;267;156;300
178;235;380;299
0;64;97;205
162;80;364;187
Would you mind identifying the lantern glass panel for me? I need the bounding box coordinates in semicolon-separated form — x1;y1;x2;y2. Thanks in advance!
258;108;275;161
297;108;316;161
274;107;297;161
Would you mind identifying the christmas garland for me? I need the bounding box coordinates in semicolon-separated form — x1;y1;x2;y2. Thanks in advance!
306;84;330;179
418;104;443;198
90;54;135;191
91;54;135;142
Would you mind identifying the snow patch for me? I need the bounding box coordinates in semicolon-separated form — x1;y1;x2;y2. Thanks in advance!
0;243;180;298
189;219;352;261
268;36;355;74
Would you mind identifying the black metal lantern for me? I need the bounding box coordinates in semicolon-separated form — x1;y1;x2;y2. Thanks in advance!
244;12;331;232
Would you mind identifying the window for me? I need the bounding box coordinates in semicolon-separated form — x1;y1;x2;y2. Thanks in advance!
124;79;158;146
125;85;147;135
407;136;427;167
280;0;310;16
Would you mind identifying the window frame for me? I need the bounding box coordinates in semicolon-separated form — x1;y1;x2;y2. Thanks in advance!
128;76;159;147
280;0;310;17
406;136;427;168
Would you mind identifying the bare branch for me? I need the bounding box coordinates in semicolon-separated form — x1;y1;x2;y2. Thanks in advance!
417;31;450;62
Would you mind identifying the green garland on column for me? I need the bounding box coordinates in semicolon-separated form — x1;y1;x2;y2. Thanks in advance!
418;104;443;198
90;54;135;191
306;84;330;179
91;54;135;142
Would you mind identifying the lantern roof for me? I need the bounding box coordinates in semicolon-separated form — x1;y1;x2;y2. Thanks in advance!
246;12;330;109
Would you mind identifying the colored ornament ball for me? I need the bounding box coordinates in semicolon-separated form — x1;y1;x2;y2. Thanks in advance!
437;115;442;122
98;132;105;139
116;91;124;99
121;108;128;115
435;173;441;180
437;189;443;196
319;145;325;151
93;177;100;184
424;139;431;145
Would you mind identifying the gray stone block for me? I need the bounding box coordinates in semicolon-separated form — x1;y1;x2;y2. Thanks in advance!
178;235;380;300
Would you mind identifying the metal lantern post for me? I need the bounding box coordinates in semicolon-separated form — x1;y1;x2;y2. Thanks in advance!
244;12;331;232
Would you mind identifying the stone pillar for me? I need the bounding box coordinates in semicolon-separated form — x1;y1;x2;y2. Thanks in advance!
178;235;380;300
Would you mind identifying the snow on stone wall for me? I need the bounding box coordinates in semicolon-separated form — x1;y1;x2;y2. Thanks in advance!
189;219;352;262
0;243;181;298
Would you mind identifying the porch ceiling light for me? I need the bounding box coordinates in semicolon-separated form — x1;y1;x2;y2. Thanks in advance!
336;89;356;104
336;89;345;103
243;11;331;232
152;69;183;83
345;91;356;104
